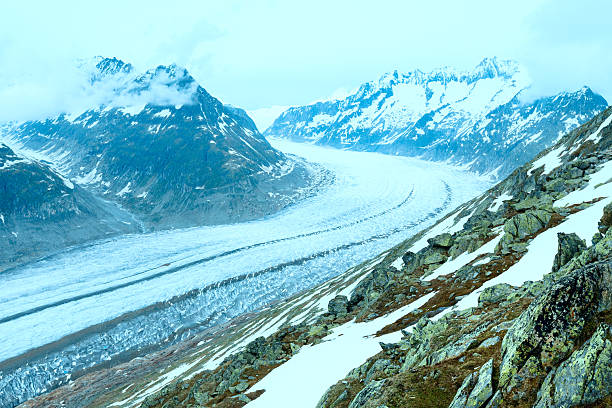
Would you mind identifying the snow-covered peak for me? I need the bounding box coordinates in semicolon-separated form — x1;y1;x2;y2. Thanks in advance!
360;57;522;98
468;57;519;81
94;57;134;77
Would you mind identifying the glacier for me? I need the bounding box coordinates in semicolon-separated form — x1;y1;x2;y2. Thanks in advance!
0;140;489;407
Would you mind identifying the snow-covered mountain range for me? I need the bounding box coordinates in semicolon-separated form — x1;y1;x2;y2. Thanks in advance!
0;57;315;268
266;58;607;177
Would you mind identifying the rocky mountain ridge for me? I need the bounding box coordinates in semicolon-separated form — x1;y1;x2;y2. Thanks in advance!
0;143;138;269
266;58;607;178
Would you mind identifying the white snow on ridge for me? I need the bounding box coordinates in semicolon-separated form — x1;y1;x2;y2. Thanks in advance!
527;145;566;176
585;113;612;144
443;196;611;317
489;192;512;212
246;292;436;408
116;182;132;197
153;109;172;119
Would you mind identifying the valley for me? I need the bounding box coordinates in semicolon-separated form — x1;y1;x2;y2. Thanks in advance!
0;139;489;407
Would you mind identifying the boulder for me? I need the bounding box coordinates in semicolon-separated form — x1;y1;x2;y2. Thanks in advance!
503;210;551;241
348;379;386;408
428;233;454;248
328;295;349;316
534;324;612;407
552;232;587;273
499;260;612;387
448;359;494;408
465;359;494;408
478;283;516;307
599;202;612;234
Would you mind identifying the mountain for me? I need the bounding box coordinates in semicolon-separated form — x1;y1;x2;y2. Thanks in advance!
266;57;607;178
0;143;138;269
1;57;314;231
23;106;612;407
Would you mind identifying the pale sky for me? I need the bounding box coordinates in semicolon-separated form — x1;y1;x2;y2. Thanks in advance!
1;0;611;123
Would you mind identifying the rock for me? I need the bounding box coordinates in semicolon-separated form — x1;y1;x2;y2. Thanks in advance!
428;233;454;248
599;202;612;234
235;381;249;393
511;196;553;211
193;391;210;404
478;336;500;349
503;210;551;241
402;251;416;266
237;393;251;403
421;248;448;265
484;390;502;408
478;283;516;307
348;379;386;408
448;372;478;408
552;232;586;273
328;295;349;316
534;323;612;408
499;260;612;388
466;359;494;408
506;355;545;397
365;359;391;383
448;359;493;408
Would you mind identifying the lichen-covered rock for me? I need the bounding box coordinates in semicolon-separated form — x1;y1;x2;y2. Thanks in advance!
447;359;494;408
466;359;494;408
348;379;386;408
552;232;587;273
448;372;478;408
534;323;612;408
599;202;612;234
328;295;349;316
499;260;612;388
421;247;448;265
503;209;551;241
484;390;502;408
364;359;391;383
478;283;516;307
428;232;454;248
511;195;553;212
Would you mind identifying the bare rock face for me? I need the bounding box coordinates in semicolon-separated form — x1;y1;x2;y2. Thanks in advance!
499;260;612;388
534;323;612;408
552;232;587;273
448;359;493;408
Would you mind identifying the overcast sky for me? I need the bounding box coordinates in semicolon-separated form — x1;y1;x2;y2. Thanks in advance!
1;0;611;123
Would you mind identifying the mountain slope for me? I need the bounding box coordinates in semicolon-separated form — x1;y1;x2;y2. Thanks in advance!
20;110;612;407
1;58;314;230
0;143;138;270
266;58;607;178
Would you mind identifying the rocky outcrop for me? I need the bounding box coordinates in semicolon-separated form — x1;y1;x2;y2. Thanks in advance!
499;258;612;387
448;359;493;408
552;232;587;272
0;143;138;269
534;323;612;408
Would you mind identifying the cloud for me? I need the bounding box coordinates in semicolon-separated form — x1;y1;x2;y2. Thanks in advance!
517;0;612;103
0;0;610;122
0;59;199;122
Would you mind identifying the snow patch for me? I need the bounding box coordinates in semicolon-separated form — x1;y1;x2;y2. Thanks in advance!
246;292;436;408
